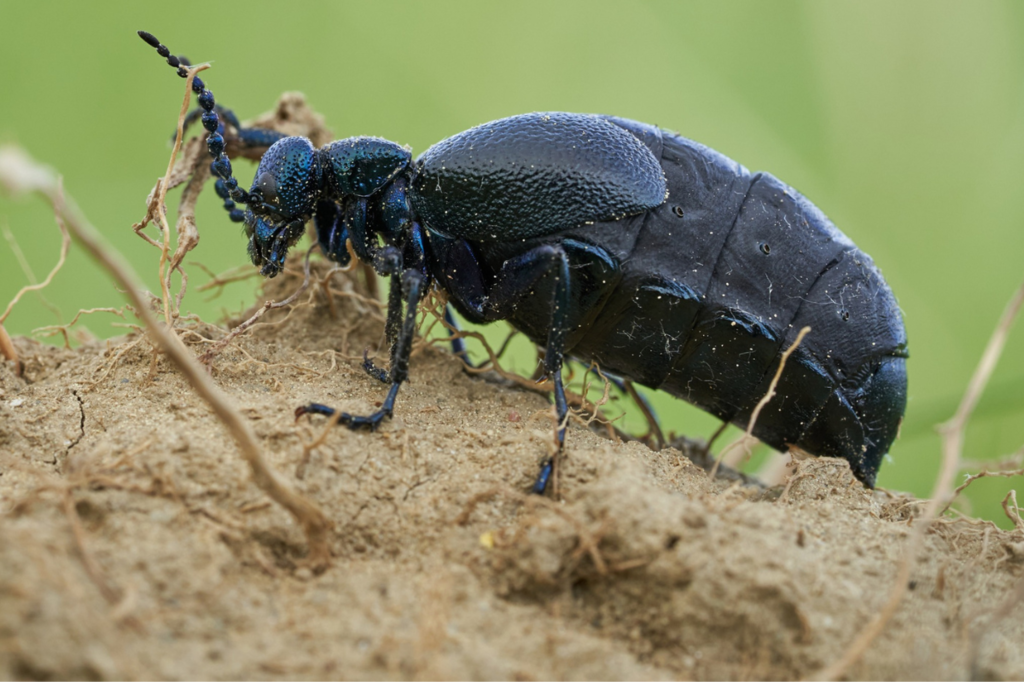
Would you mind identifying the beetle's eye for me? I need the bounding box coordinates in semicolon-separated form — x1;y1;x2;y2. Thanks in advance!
255;172;279;206
758;242;771;255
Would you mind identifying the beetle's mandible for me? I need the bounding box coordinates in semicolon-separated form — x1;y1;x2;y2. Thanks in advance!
139;31;907;489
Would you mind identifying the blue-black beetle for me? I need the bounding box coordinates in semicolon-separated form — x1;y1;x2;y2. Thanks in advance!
140;31;907;489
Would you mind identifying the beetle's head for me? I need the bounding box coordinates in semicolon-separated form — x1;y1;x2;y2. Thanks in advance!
244;137;322;278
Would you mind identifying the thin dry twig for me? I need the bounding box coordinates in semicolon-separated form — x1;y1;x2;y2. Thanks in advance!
157;64;209;325
197;245;322;364
296;404;347;479
429;309;617;430
940;467;1024;516
623;379;664;450
530;496;609;575
194;261;261;298
812;277;1024;681
0;177;73;369
132;136;204;249
2;219;63;321
0;145;333;571
131;67;211;325
580;364;616;431
34;307;127;349
710;326;811;479
61;489;144;631
0;190;71;325
778;465;811;505
718;433;761;469
0;323;15;367
168;155;208;307
1002;489;1024;531
85;334;149;388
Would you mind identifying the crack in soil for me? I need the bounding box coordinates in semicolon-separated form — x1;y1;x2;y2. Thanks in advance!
67;389;85;453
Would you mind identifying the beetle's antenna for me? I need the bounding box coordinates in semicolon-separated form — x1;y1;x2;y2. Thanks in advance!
138;31;250;223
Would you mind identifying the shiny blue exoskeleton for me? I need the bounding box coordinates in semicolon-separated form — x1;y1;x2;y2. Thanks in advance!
140;32;907;489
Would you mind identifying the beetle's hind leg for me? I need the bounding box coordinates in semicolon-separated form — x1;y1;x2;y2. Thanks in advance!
438;239;621;495
470;245;574;495
443;305;471;366
531;368;568;495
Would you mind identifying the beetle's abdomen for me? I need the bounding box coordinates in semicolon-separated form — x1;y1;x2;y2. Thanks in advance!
576;128;907;486
411;112;667;241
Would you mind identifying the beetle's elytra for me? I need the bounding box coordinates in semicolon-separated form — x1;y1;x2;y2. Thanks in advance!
140;31;907;489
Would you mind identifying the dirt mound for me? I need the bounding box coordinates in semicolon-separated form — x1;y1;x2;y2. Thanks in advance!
1;262;1022;680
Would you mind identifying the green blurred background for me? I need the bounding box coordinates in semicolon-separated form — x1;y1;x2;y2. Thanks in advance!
1;1;1022;524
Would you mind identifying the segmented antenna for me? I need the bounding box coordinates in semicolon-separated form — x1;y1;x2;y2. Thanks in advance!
138;30;249;223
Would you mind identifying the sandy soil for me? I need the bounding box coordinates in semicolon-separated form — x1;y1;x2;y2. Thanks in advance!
1;259;1023;681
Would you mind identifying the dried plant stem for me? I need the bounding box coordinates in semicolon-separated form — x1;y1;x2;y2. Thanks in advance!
940;467;1024;516
152;64;209;325
297;404;347;478
0;193;70;326
0;146;332;571
198;246;319;364
0;176;73;369
427;305;615;429
34;307;127;349
0;323;16;366
937;277;1024;484
194;262;261;295
623;379;664;449
62;489;142;630
710;326;810;479
813;277;1024;681
2;219;63;322
1002;489;1024;531
2;214;68;329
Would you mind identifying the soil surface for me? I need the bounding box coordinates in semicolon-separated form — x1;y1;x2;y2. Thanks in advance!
1;260;1023;680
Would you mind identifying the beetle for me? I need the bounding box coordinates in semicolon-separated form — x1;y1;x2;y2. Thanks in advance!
139;31;907;489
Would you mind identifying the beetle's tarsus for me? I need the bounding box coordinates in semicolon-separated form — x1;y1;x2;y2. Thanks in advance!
362;350;389;384
532;458;554;495
295;403;392;431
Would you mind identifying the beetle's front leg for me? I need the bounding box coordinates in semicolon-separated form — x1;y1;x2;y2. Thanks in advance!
297;268;426;430
366;247;406;384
